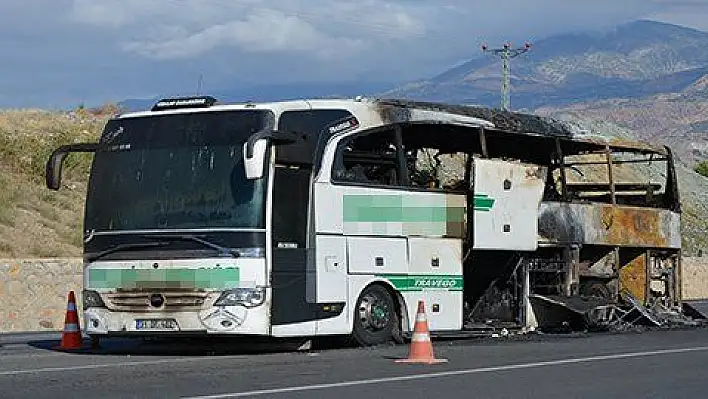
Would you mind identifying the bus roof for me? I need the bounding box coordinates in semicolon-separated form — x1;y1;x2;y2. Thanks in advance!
117;96;668;156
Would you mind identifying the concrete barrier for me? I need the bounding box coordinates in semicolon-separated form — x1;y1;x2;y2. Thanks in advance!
1;257;708;333
682;256;708;300
0;259;82;333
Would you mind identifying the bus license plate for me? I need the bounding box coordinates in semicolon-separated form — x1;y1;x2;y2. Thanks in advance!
135;319;177;330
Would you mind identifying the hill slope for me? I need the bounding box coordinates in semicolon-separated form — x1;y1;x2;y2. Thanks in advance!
0;108;109;257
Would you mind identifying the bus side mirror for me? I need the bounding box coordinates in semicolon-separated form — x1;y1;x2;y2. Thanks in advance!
243;130;299;179
46;147;70;190
243;139;268;179
45;143;99;190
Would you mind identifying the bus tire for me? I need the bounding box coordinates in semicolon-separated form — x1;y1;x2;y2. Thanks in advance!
352;284;397;346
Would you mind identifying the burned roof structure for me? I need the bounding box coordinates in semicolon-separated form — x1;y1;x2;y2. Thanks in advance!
375;98;668;157
376;98;575;138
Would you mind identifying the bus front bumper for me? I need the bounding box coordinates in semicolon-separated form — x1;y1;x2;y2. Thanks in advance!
83;305;270;336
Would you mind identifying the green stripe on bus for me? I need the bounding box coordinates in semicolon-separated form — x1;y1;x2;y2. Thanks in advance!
473;194;495;211
377;274;464;292
87;268;239;290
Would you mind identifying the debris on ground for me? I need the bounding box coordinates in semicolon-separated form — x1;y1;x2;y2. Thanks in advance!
606;293;704;331
526;292;706;335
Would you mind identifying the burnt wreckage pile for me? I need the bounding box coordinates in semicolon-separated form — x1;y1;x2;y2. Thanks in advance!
530;291;705;334
379;99;706;334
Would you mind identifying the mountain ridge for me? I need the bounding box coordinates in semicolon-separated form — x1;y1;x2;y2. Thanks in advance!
384;20;708;110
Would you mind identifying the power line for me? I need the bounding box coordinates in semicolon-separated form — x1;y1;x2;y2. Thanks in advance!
481;41;532;111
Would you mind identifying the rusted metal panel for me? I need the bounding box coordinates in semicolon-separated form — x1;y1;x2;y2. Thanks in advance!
538;202;681;249
619;252;648;304
601;207;668;247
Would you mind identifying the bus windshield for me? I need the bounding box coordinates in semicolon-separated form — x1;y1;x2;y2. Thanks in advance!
84;110;273;232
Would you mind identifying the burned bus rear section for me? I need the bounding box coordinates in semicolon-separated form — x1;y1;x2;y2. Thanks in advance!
374;99;689;332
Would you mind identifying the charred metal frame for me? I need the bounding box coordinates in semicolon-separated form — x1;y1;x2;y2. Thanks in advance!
555;138;568;200
605;144;617;205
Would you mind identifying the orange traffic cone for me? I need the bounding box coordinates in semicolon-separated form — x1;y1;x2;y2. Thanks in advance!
395;300;447;364
54;291;84;351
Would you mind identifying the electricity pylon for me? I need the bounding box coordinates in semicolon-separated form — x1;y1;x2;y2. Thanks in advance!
481;42;531;111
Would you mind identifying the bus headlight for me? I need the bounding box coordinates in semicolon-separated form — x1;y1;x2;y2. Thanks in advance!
83;290;106;309
214;287;266;308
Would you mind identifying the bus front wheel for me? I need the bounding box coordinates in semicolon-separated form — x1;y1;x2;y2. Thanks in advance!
352;284;398;346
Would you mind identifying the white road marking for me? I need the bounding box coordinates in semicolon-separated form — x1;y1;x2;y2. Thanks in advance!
184;345;708;399
0;355;245;377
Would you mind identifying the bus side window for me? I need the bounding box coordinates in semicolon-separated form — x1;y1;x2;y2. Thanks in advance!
397;125;473;192
332;129;401;187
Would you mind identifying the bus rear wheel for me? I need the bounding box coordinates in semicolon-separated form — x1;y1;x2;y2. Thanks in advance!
352;284;398;346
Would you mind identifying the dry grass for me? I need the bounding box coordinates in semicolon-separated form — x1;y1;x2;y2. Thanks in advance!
0;105;116;257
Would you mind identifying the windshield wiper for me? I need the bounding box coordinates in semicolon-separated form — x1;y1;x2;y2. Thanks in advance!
86;241;170;262
145;234;241;258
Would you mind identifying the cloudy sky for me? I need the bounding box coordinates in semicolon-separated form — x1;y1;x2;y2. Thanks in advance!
1;0;707;109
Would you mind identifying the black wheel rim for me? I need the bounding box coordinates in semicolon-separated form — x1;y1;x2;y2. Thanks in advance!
357;291;391;332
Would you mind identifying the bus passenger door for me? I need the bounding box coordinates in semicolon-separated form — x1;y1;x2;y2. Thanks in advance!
269;109;356;336
270;164;317;335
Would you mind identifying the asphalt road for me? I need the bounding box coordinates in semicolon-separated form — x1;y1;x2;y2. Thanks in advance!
1;328;708;398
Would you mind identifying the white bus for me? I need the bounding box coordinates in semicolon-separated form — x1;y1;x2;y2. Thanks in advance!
46;96;683;346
